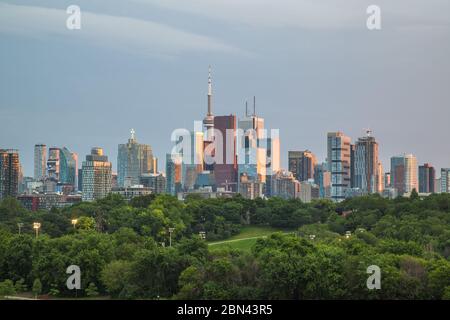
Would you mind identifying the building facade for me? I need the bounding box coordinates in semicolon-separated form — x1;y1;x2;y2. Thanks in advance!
353;134;380;193
327;132;352;202
441;168;450;194
81;147;112;201
288;150;317;182
0;149;20;200
390;154;418;196
214;115;238;192
34;144;47;181
419;163;435;193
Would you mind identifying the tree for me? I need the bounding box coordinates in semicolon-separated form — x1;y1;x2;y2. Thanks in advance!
85;282;99;297
32;279;42;299
0;279;16;296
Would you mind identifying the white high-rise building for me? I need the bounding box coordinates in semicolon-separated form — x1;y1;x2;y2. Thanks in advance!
441;168;450;193
34;144;47;180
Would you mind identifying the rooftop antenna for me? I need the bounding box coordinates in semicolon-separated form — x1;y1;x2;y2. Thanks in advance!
245;101;248;117
253;96;256;116
364;127;372;137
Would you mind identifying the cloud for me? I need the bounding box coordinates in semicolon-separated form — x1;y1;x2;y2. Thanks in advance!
0;3;245;58
135;0;450;30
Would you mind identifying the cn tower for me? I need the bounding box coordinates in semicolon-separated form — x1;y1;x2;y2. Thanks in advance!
203;66;214;141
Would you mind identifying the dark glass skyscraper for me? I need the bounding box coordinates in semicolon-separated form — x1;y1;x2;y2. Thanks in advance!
419;163;435;193
0;149;20;200
214;115;238;192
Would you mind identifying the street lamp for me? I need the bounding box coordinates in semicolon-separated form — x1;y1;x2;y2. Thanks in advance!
17;223;24;234
33;222;41;239
168;228;175;247
309;234;316;240
71;219;78;229
345;231;352;239
199;231;206;240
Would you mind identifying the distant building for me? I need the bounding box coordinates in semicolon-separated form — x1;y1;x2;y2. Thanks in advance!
214;115;238;192
384;172;391;189
81;147;112;201
166;153;182;196
17;193;81;211
327;132;352;202
47;147;60;181
391;154;418;196
353;132;380;194
441;168;450;193
117;129;154;187
111;185;152;201
239;172;264;199
271;170;300;199
264;135;280;197
299;181;320;203
314;163;331;199
288;150;317;182
34;144;47;180
419;163;435;193
140;173;167;194
238;99;266;191
59;147;78;191
0;149;20;200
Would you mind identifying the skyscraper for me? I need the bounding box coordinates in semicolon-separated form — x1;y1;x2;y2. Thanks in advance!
271;170;300;199
117;129;154;187
288;150;317;182
264;135;280;197
314;162;331;199
390;154;418;195
419;163;435;193
203;66;214;142
0;149;20;200
214;115;238;192
47;147;60;181
60;147;77;190
182;130;204;191
327;132;352;202
238;98;266;188
81;147;112;201
34;144;46;180
166;153;182;195
441;168;450;193
353;131;380;193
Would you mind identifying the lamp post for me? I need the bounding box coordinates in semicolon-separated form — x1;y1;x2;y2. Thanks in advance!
33;222;41;239
199;231;206;240
17;223;24;234
168;228;175;247
71;219;78;230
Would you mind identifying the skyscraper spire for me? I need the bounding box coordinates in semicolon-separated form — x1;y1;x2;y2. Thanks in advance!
203;65;214;141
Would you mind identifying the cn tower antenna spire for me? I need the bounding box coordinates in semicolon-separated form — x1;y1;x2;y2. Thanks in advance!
203;65;215;141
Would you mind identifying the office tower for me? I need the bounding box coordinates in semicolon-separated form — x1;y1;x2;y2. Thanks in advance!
327;132;352;202
264;135;280;197
34;144;47;180
288;150;317;182
419;163;435;193
271;170;300;199
214;115;238;192
435;177;442;194
166;153;182;196
182;131;205;191
203;66;215;142
59;147;77;190
350;144;356;188
299;181;320;203
238;98;266;189
47;147;60;181
152;157;158;174
390;154;418;195
0;149;20;200
353;131;380;193
81;147;112;201
78;168;83;192
140;173;167;194
238;172;264;200
441;168;450;193
377;162;384;193
314;163;331;198
117;129;154;187
384;172;391;189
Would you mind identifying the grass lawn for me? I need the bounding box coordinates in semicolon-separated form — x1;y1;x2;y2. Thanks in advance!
208;226;291;252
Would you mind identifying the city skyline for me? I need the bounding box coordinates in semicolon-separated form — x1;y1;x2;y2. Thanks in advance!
1;0;450;177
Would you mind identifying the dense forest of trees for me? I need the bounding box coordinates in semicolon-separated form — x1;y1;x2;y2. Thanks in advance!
0;192;449;299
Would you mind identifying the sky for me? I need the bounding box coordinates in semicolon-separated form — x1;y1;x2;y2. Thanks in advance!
1;0;449;176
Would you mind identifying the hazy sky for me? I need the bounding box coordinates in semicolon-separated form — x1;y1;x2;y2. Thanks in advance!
1;0;449;176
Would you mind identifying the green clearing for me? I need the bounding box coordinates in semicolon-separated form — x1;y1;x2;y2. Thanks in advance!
208;226;291;252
